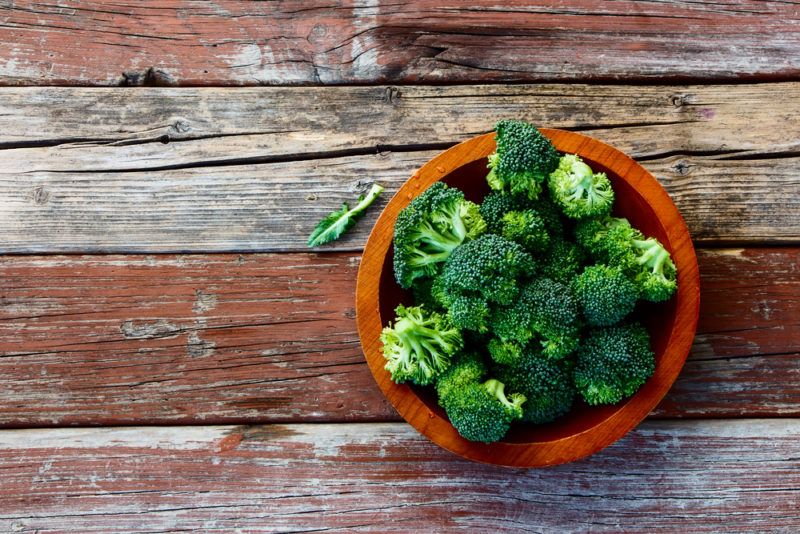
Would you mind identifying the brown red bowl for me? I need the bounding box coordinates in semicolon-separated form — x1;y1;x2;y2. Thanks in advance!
356;129;700;467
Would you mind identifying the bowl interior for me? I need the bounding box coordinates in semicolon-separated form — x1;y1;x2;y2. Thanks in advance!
377;154;678;444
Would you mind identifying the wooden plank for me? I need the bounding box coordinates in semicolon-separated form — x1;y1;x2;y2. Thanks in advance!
0;420;799;532
0;248;796;426
1;1;798;85
1;84;798;252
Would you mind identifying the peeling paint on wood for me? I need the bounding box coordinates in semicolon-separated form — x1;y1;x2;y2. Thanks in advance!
0;421;798;532
0;249;796;426
1;1;799;85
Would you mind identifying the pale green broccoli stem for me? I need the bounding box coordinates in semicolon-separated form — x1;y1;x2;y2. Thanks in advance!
484;379;525;411
633;239;672;275
565;161;609;210
486;153;503;190
309;184;384;246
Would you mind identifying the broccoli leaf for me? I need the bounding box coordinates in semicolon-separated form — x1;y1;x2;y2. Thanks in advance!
307;183;384;247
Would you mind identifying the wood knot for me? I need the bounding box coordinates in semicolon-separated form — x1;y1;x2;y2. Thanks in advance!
30;186;50;205
383;86;401;105
172;119;191;134
120;67;176;87
670;94;687;108
673;160;691;175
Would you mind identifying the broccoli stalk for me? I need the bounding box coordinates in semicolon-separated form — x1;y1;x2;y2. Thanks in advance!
631;237;678;302
380;304;463;386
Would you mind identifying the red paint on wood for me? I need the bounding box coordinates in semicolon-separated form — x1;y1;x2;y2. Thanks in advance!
1;1;798;85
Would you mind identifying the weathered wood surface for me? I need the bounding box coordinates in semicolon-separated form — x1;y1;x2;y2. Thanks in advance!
1;1;799;86
0;248;796;426
1;84;799;252
1;421;799;532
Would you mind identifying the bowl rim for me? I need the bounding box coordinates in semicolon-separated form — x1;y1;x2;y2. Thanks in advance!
355;129;701;467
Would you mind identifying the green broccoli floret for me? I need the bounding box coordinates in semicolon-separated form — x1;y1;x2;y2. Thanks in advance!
380;304;463;386
486;120;560;200
487;337;528;366
440;378;526;443
496;353;575;424
574;216;677;302
539;236;586;283
548;154;614;219
630;237;678;302
573;323;656;405
501;209;550;253
440;234;536;332
532;193;567;237
490;278;581;360
435;352;488;410
393;182;487;289
572;264;639;326
479;191;530;234
411;276;447;312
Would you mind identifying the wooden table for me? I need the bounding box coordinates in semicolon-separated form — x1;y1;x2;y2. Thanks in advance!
1;2;799;531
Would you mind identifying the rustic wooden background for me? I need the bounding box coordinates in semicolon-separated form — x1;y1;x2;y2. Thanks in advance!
1;1;799;531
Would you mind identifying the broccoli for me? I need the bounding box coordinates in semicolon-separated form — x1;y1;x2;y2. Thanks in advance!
573;323;656;405
486;120;560;200
393;182;487;289
496;354;575;424
630;237;677;302
479;191;530;234
548;154;614;219
487;337;528;366
307;183;384;247
572;264;639;326
380;304;463;386
440;378;526;443
574;216;677;302
532;193;568;238
411;276;446;312
439;234;536;332
502;210;550;253
539;236;586;284
490;278;581;360
435;352;488;410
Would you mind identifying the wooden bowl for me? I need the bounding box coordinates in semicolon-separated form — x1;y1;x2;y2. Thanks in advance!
356;129;700;467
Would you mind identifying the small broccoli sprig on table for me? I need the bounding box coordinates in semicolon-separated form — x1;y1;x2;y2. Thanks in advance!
549;154;614;219
380;304;463;386
307;183;384;247
486;120;560;200
393;181;487;289
573;323;656;405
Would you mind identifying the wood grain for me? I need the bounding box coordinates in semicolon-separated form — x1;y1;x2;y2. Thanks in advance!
1;84;798;252
0;249;796;426
1;1;798;85
0;420;798;532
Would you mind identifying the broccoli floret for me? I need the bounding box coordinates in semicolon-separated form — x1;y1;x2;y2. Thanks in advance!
487;337;528;366
435;352;488;410
630;237;677;302
479;191;530;234
440;234;536;332
572;265;639;326
411;276;447;312
490;278;581;360
575;216;677;302
496;354;575;424
573;323;656;405
540;236;586;283
532;193;568;237
486;120;560;200
548;154;614;219
380;304;463;386
393;182;487;289
440;378;526;443
501;209;550;253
